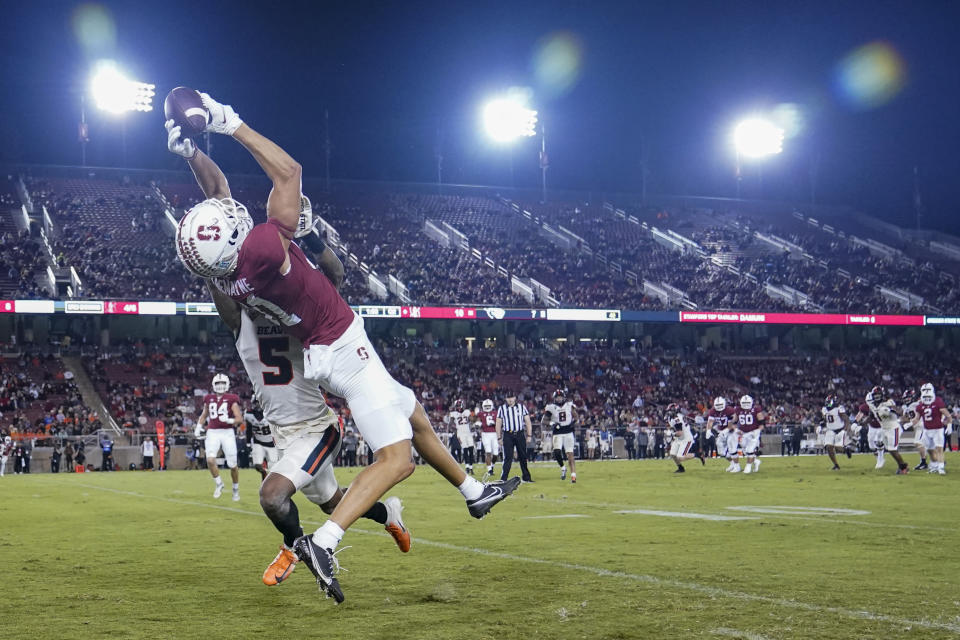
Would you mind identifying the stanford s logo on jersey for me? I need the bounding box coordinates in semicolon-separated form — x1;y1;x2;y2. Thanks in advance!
197;225;222;241
357;347;370;361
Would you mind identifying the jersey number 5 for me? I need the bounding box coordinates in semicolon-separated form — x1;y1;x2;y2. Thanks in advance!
258;337;294;386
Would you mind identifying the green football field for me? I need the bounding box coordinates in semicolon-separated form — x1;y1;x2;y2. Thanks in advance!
1;454;957;640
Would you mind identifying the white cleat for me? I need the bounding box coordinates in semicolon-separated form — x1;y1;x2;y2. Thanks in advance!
753;459;761;473
937;467;946;475
730;466;741;474
560;466;567;481
232;490;240;502
744;465;752;474
213;483;224;499
875;457;885;469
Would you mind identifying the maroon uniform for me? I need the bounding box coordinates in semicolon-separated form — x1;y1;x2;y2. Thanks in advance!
478;410;498;433
919;397;948;430
203;393;242;429
215;219;355;347
857;403;881;428
735;406;764;433
707;406;736;430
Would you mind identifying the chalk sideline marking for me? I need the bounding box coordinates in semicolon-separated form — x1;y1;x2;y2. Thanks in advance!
727;506;870;516
520;514;591;520
72;483;960;635
614;509;754;521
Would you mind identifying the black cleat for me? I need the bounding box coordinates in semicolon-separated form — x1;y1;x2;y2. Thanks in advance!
467;477;521;519
845;447;853;459
292;535;344;603
831;464;841;471
698;452;706;466
674;465;686;473
914;461;928;471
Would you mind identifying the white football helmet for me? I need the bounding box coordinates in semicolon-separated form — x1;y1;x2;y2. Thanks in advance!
175;198;253;277
713;397;726;412
481;399;494;412
740;395;754;410
3;435;11;444
920;383;935;404
212;373;230;394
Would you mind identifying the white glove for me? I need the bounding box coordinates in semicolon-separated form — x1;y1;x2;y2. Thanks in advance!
294;194;317;238
199;92;243;135
165;120;197;159
194;425;204;439
946;424;954;437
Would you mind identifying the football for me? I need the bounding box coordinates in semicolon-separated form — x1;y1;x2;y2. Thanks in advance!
163;87;208;140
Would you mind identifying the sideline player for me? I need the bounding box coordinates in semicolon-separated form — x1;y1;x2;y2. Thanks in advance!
901;388;928;470
909;383;952;475
0;435;10;476
855;395;885;469
706;397;738;471
447;400;476;475
245;400;277;480
864;386;910;474
206;281;410;586
820;394;850;471
169;95;517;602
543;389;578;483
477;399;499;480
195;374;244;500
734;395;765;474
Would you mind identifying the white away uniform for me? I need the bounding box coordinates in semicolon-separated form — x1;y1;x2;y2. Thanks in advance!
821;405;848;448
236;311;342;505
448;410;475;449
866;398;902;451
245;410;279;467
668;415;694;457
544;401;577;452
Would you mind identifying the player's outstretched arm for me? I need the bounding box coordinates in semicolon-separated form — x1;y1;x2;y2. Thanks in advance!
165;120;230;200
204;280;242;334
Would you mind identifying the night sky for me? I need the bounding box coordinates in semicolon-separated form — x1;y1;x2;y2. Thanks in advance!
2;1;958;231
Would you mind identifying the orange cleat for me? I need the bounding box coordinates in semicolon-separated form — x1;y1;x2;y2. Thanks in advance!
384;496;411;553
262;544;298;586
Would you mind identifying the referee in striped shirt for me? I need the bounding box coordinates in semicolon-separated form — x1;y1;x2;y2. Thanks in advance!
496;391;533;483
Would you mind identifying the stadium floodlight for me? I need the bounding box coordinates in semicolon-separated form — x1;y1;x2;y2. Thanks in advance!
733;118;784;158
90;61;155;114
482;96;538;143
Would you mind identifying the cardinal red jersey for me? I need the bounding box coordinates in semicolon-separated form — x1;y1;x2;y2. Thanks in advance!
735;406;764;433
857;403;881;428
919;397;948;430
214;219;355;347
708;406;736;429
478;410;498;433
203;393;241;429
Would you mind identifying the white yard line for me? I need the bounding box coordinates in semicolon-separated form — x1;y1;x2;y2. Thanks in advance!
614;509;754;521
520;514;591;520
74;482;960;634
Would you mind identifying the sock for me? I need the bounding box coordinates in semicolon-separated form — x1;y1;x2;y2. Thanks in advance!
553;450;565;467
215;477;224;486
362;501;388;525
232;483;239;491
267;499;303;548
458;476;484;501
312;520;345;551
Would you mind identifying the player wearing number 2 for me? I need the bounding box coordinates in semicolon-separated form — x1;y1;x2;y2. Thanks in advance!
169;91;517;602
195;374;244;500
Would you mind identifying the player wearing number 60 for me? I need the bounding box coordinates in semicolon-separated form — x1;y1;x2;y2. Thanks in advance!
168;89;520;603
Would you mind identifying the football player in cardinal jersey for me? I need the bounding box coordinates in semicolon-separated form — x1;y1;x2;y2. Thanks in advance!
168;94;518;601
908;383;953;474
706;397;738;471
477;399;499;479
196;374;244;500
820;394;851;470
207;282;410;587
901;388;928;470
447;400;476;475
543;389;578;482
734;395;765;474
665;404;697;473
864;386;910;474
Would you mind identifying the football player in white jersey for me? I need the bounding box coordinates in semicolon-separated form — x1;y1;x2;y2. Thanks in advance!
705;397;738;471
665;404;697;473
820;394;850;471
447;400;476;475
207;279;411;587
543;390;578;483
0;435;11;476
864;386;910;474
245;400;278;480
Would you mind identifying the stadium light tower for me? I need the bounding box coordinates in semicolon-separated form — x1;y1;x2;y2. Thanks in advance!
732;117;784;199
482;95;538;143
86;61;155;166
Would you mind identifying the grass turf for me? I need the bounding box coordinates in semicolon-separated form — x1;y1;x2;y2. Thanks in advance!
0;454;957;640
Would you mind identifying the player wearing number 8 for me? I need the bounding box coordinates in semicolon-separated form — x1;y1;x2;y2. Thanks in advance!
543;389;577;483
195;373;244;500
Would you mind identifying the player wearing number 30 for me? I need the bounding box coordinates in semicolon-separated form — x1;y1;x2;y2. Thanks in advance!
195;374;243;500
